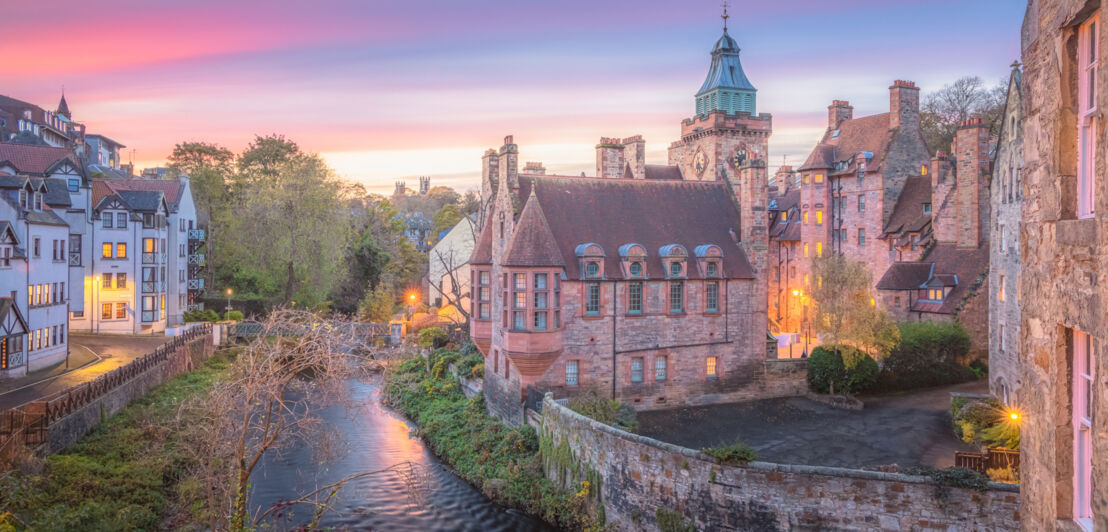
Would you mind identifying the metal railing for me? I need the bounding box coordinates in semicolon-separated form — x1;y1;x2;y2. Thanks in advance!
142;281;166;293
187;229;206;241
954;448;1020;475
187;253;205;266
187;278;205;290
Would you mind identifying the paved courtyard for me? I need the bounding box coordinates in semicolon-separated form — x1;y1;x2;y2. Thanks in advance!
0;334;172;410
637;380;988;469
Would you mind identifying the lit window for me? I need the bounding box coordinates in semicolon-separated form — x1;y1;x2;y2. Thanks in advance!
631;357;643;383
816;210;823;225
116;243;127;259
115;302;126;319
566;360;579;386
654;357;667;381
706;356;717;378
816;242;823;257
804;243;809;257
814;174;824;184
803;211;809;225
101;303;112;320
998;275;1006;302
921;164;928;175
803;174;810;184
780;211;788;222
102;242;112;258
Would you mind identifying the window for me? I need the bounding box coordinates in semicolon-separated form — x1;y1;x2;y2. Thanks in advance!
669;281;683;313
1073;330;1095;529
493;349;499;375
103;213;113;228
586;282;600;315
534;273;547;290
480;271;490;285
669;262;682;277
894;296;901;307
816;210;823;225
706;356;717;378
999;324;1006;352
565;360;579;386
103;274;112;289
32;238;40;258
803;243;809;257
1078;15;1099;219
816;242;823;258
858;229;866;246
117;212;127;228
706;262;718;277
142;296;155;322
803;174;810;184
631;357;643;383
814;173;824;184
629;262;643;276
514;292;526;309
780;211;788;222
911;236;919;251
144;237;156;253
654;357;667;381
628;282;643;314
67;178;79;192
534;311;547;330
1;246;10;267
858;195;865;212
803;211;809;225
1000;225;1007;252
102;303;112;320
927;288;944;301
117;273;127;289
706;281;719;312
586;262;600;278
923;203;932;214
143;213;155;228
998;275;1006;302
116;242;127;258
68;234;81;266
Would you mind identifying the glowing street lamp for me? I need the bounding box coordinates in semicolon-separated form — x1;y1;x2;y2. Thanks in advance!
225;288;233;314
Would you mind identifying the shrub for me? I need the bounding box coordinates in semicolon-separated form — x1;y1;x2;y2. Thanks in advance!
702;440;757;465
806;347;879;395
568;390;638;431
656;508;695;532
417;327;448;349
183;309;221;323
454;351;484;379
874;322;975;391
986;466;1019;483
223;310;244;321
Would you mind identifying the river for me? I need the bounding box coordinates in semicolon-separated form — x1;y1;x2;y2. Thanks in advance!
249;380;557;531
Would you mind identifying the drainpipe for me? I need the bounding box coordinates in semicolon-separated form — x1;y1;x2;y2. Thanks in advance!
611;279;618;400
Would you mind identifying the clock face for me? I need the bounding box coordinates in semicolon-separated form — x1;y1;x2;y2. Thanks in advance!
694;149;707;176
731;145;747;168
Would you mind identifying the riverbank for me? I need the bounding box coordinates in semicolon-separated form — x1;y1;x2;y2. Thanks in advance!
0;351;234;531
382;349;605;532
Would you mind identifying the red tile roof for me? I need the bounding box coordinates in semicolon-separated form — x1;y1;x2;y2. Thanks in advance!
516;175;755;279
503;190;566;267
0;142;78;175
799;113;892;172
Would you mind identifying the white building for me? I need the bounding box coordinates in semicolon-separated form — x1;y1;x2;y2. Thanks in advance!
427;214;476;323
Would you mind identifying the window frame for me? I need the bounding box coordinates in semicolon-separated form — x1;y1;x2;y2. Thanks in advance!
668;281;683;313
705;281;719;313
1078;15;1099;219
1073;330;1095;529
630;357;643;383
628;281;643;314
585;282;601;315
565;360;579;387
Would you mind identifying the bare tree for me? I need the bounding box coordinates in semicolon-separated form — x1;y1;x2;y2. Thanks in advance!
920;76;1007;154
175;309;422;530
428;217;476;329
810;256;900;366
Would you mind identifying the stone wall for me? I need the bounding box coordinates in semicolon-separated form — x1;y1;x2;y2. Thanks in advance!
541;394;1020;531
46;335;214;454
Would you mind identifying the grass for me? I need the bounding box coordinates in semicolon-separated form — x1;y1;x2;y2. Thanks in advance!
383;349;605;531
0;350;235;531
702;440;758;465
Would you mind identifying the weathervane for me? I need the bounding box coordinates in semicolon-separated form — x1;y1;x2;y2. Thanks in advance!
721;1;730;32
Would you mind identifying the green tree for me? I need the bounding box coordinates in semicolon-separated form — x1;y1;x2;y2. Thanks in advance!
810;255;899;366
432;203;464;237
920;76;1006;154
359;285;396;322
236;134;300;184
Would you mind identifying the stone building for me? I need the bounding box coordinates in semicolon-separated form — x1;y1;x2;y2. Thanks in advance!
988;63;1024;407
470;24;805;426
1018;0;1106;529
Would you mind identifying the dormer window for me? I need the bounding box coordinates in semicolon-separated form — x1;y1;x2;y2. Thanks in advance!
694;244;723;278
575;243;605;280
780;211;788;223
33;193;42;211
669;262;682;277
586;262;600;278
706;262;719;277
19;190;28;209
618;243;647;280
629;262;643;276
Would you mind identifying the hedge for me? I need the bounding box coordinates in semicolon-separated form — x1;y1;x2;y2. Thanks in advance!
807;346;879;395
872;322;976;392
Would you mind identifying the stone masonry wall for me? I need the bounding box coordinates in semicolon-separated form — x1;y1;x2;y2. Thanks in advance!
46;335;214;454
541;394;1020;531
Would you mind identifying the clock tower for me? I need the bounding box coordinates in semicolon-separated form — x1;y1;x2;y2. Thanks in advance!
668;6;772;272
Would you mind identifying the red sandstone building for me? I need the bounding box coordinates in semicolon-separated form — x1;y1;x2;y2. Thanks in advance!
769;81;993;353
469;24;805;425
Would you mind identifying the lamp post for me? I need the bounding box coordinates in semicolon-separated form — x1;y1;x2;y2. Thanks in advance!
407;292;417;321
791;289;801;358
93;275;100;335
225;288;233;314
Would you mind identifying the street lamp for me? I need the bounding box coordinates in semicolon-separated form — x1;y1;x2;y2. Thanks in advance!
93;276;101;335
225;288;233;314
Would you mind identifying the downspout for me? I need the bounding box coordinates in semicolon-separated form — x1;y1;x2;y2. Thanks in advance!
611;278;618;400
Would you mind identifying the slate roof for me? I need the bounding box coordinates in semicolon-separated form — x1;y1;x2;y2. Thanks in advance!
0;221;18;246
469;220;493;265
799;113;891;172
697;30;756;94
769;189;800;241
92;179;166;212
882;175;932;236
24;209;68;226
642;165;683;180
877;243;989;315
515;175;755;279
876;262;933;290
100;177;183;208
40;178;72;207
503;190;566;267
0;142;79;175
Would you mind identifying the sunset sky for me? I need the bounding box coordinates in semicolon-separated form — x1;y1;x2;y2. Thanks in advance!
2;1;1024;194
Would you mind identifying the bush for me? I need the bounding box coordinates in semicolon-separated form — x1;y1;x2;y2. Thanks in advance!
417;327;448;349
454;351;484;379
223;310;243;321
183;309;220;323
656;508;695;532
874;322;975;392
568;390;638;432
702;440;757;465
952;398;1021;449
806;347;879;395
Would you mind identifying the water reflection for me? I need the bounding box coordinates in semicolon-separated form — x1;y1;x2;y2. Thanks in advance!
249;380;556;531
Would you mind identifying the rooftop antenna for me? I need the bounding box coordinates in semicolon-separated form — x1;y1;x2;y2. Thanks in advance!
721;1;730;32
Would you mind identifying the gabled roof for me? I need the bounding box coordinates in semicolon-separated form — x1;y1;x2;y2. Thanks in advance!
909;243;989;314
799;113;892;172
503;190;566;267
769;188;801;241
516;175;755;279
876;262;934;290
0;221;20;246
92;179;167;213
0;142;80;175
98;177;183;208
882;175;932;236
0;297;29;336
40;178;72;207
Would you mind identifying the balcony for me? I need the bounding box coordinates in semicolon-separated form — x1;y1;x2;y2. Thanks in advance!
187;253;206;266
141;252;168;264
68;252;81;266
188;229;206;241
187;278;205;291
187;303;205;312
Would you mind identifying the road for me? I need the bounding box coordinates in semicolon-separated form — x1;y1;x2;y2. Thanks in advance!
0;334;171;411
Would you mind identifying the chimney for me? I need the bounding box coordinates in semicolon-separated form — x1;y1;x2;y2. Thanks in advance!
479;148;499;227
929;151;957;243
595;137;626;179
621;135;646;179
889;80;920;130
522;161;546;175
954;118;990;248
828;100;853;129
498;135;518;190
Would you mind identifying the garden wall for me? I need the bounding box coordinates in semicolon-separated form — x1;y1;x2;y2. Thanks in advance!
540;394;1021;531
45;333;215;454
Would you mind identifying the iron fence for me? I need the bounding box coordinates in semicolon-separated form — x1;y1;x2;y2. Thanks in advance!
954;448;1020;475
